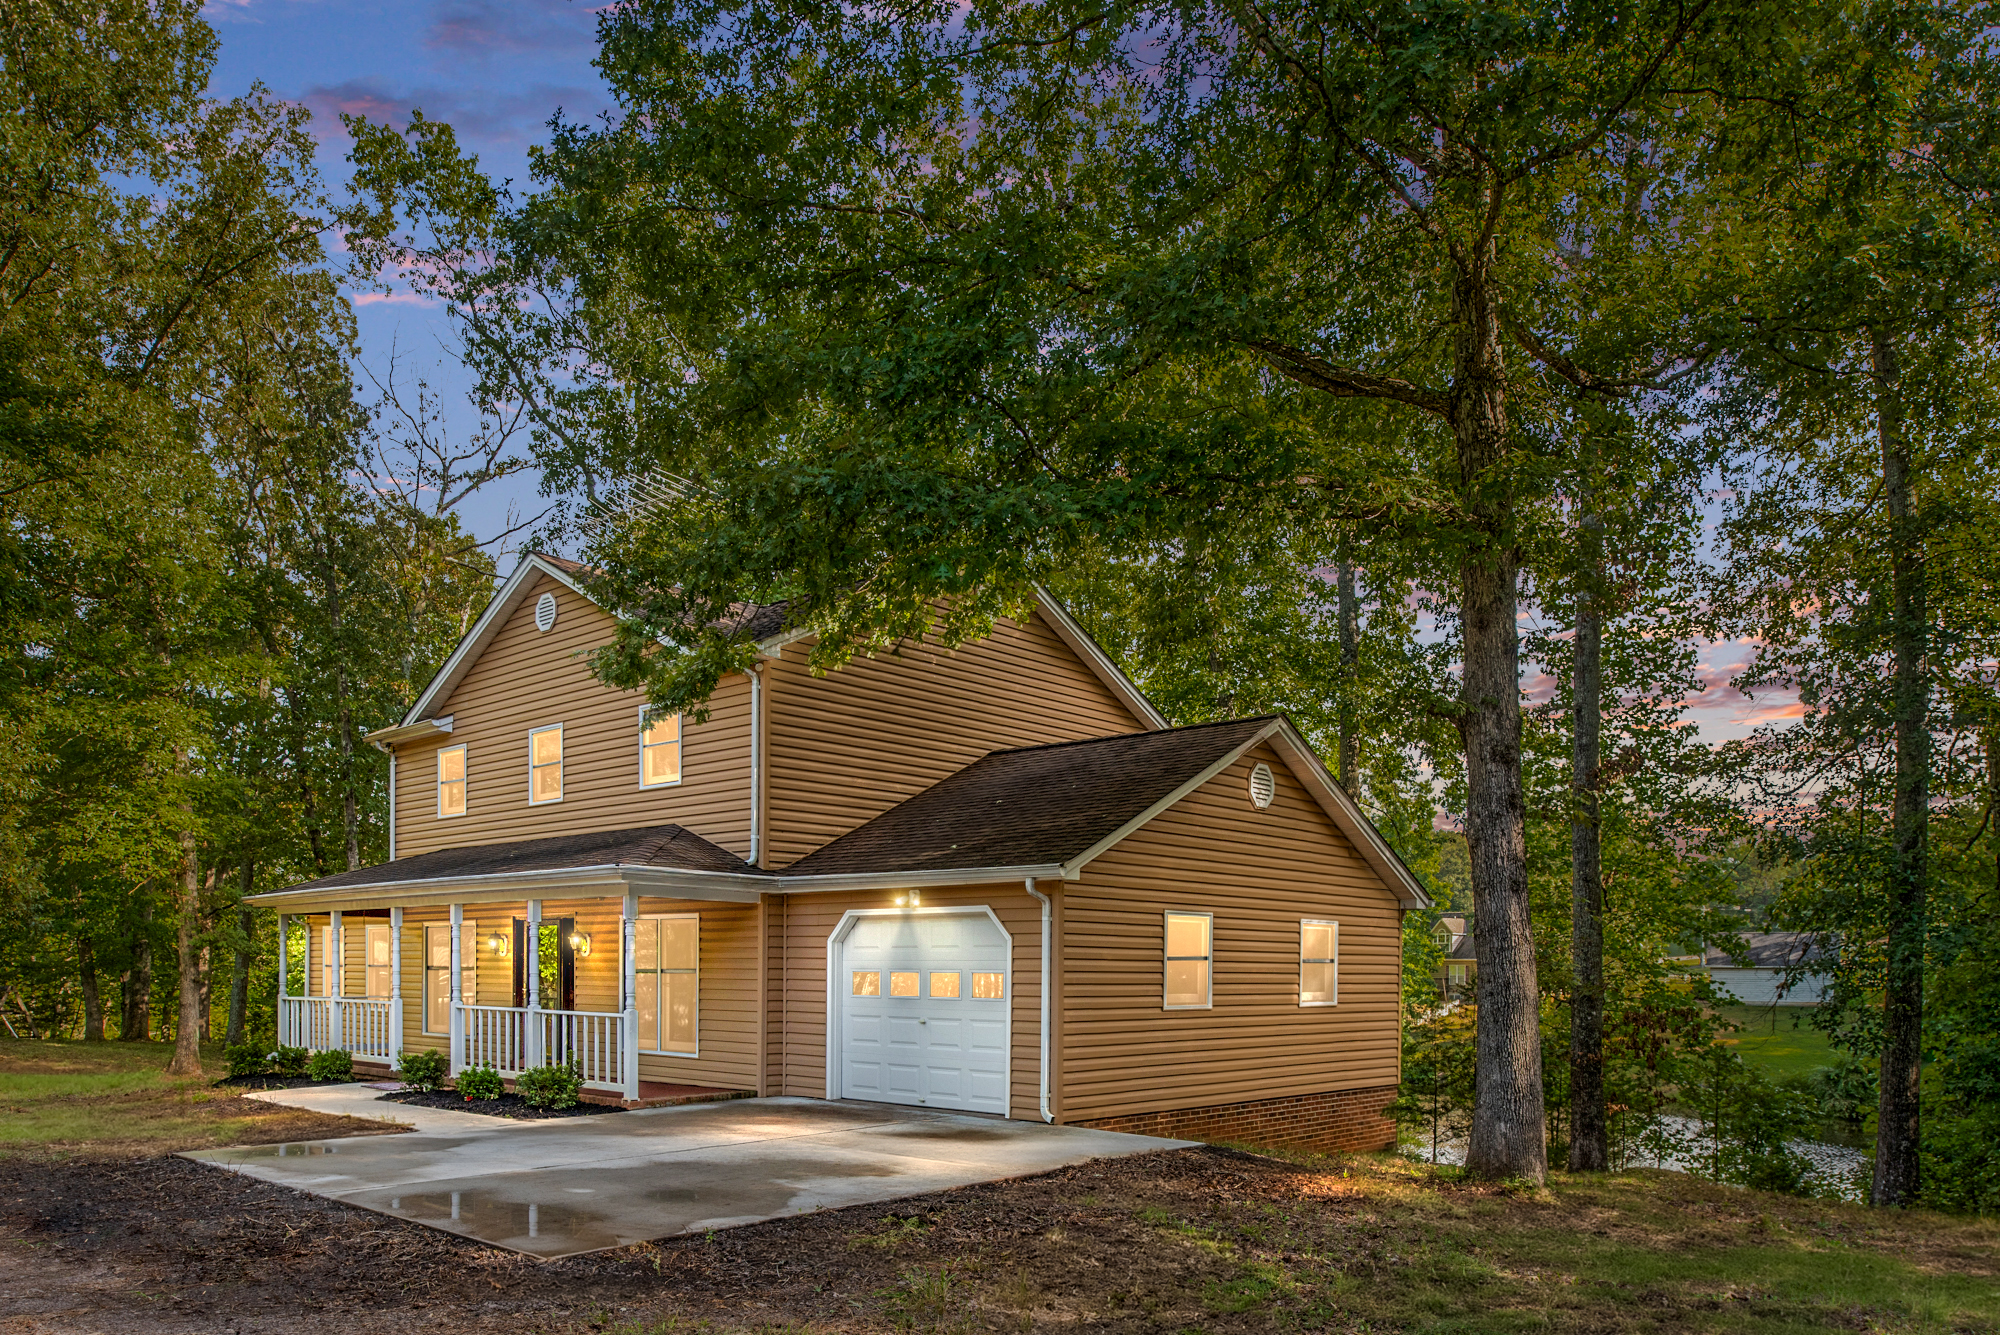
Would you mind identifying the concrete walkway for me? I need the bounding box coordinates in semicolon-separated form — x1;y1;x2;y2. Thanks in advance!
189;1094;1191;1258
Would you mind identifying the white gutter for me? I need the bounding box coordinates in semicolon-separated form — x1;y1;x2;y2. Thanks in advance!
1025;877;1053;1123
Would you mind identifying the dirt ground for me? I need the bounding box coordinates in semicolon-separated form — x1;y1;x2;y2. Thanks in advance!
3;1141;1997;1334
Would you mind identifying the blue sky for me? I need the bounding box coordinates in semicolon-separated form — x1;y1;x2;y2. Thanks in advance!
206;0;615;553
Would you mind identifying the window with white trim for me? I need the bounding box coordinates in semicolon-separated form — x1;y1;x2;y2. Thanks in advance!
437;744;466;817
634;915;698;1054
529;725;563;803
365;923;392;998
1163;911;1213;1009
640;707;682;787
1300;919;1338;1005
422;923;476;1034
318;926;336;997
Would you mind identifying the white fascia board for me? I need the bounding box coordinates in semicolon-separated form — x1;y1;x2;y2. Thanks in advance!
771;864;1069;894
401;554;595;727
1059;722;1281;877
1263;721;1433;911
245;861;772;912
1030;587;1167;729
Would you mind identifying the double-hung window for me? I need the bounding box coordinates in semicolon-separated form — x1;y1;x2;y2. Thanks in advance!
529;725;563;803
422;923;477;1034
640;708;682;787
365;924;393;998
1300;919;1338;1005
635;915;698;1054
319;926;337;997
1163;911;1213;1009
437;744;466;817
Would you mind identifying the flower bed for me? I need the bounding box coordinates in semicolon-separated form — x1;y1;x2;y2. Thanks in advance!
380;1087;625;1121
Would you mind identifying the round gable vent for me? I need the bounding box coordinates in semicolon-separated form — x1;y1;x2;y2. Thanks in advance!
1248;762;1276;809
534;591;558;632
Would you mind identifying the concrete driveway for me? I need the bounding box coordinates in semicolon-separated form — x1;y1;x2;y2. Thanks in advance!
185;1092;1190;1258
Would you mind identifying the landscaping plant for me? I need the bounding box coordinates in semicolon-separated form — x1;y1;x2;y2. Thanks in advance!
395;1048;449;1093
305;1048;353;1082
268;1046;311;1078
223;1044;268;1078
455;1063;503;1101
515;1060;581;1109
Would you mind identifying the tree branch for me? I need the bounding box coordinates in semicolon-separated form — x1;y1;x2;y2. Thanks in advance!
1246;339;1451;416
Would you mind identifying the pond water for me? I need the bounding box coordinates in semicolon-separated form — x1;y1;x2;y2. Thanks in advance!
1411;1117;1872;1202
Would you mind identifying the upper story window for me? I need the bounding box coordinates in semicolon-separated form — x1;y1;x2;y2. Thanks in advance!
1163;911;1213;1009
437;744;467;818
1300;919;1338;1006
529;724;564;804
641;707;682;788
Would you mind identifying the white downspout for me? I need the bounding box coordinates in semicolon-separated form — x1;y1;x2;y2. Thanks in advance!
1025;878;1053;1123
386;751;396;861
747;665;764;866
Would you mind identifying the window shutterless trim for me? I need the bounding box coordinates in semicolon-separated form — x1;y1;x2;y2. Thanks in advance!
635;912;699;1056
527;723;564;805
437;743;467;819
1299;917;1338;1006
1162;909;1213;1010
638;705;684;789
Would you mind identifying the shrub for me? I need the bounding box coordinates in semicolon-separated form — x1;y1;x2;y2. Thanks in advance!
224;1043;269;1078
268;1045;311;1077
456;1063;504;1101
305;1048;354;1082
396;1048;449;1093
515;1061;581;1109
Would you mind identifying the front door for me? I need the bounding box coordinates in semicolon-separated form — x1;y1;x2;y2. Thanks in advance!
835;910;1010;1115
511;918;575;1011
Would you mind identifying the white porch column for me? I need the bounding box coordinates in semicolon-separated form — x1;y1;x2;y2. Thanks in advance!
621;891;640;1100
525;898;543;1068
328;909;344;1051
448;904;464;1075
388;906;404;1068
275;914;289;1047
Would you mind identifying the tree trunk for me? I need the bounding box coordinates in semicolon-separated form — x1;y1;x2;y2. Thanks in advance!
1871;328;1926;1208
226;862;254;1047
1335;545;1360;795
1568;515;1609;1172
120;903;153;1041
167;810;204;1077
78;940;104;1041
1452;249;1546;1184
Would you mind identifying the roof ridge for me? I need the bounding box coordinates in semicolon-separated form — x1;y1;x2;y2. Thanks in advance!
987;714;1277;759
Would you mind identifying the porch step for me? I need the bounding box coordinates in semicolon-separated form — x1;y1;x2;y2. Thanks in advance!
581;1082;757;1111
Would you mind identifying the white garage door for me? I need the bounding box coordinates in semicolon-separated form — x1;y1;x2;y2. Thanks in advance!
836;910;1010;1116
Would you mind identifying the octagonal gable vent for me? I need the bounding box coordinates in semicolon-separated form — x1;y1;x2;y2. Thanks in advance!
1248;762;1276;810
534;591;559;632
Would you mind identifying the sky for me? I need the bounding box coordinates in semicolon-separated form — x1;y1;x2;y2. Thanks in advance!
198;1;1793;747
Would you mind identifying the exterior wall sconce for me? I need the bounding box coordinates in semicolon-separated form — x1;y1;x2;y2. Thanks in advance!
485;930;510;958
567;929;592;957
893;891;922;908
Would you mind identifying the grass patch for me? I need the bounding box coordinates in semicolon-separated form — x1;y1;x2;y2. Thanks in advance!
1715;1004;1839;1081
0;1037;404;1157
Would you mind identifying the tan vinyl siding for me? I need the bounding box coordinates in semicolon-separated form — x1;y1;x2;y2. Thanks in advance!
631;899;760;1091
767;885;1046;1121
392;573;753;860
1057;743;1402;1123
764;610;1145;867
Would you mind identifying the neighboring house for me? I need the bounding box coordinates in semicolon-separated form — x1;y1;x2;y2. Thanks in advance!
1432;916;1475;1002
249;553;1429;1153
1702;931;1828;1007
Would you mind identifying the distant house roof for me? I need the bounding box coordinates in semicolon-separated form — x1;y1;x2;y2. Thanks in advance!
783;717;1276;878
281;824;767;894
1432;916;1475;961
1704;930;1826;970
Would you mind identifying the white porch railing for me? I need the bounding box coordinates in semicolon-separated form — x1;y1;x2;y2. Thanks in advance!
279;996;399;1064
455;1003;635;1095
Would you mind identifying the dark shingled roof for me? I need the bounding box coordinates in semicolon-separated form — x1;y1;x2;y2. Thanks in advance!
1704;930;1826;969
781;717;1276;878
286;824;767;893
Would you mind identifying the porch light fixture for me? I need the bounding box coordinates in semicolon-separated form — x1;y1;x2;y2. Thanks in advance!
485;929;510;958
893;891;922;908
567;929;592;957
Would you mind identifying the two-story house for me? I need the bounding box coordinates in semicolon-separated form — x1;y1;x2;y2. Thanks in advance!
248;553;1426;1152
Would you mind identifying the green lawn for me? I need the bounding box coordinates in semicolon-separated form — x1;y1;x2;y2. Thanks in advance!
1715;1004;1840;1081
0;1037;400;1156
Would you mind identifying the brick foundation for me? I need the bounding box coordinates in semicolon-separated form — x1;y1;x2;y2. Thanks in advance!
1077;1085;1398;1154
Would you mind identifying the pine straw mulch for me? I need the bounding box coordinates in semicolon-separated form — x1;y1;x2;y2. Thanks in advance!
3;1142;1996;1335
379;1087;626;1120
